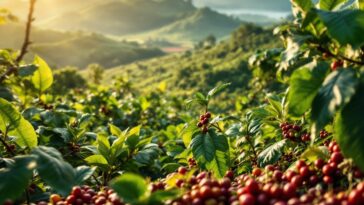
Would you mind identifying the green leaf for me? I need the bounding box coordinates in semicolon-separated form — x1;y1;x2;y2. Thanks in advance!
0;156;36;204
287;61;329;117
32;146;76;196
301;146;330;162
0;98;37;148
74;166;95;185
311;68;358;134
32;55;53;92
9;118;38;148
0;98;21;132
319;0;347;10
257;140;287;167
180;121;199;147
18;64;37;77
85;154;109;168
316;9;364;48
134;144;160;166
291;0;314;16
97;134;110;159
110;173;148;204
207;83;230;100
335;83;364;171
190;129;229;178
109;124;122;137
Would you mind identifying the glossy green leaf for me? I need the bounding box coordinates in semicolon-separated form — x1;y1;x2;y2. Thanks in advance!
319;0;347;10
74;166;96;185
311;68;358;134
335;83;364;171
0;156;36;204
32;55;53;92
109;124;122;137
110;173;148;204
258;140;287;167
85;154;109;168
287;61;329;117
32;146;76;196
316;9;364;48
207;83;230;100
190;129;229;178
0;98;37;148
291;0;314;16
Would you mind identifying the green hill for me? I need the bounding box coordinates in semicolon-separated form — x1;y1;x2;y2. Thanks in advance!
0;23;164;68
131;7;242;44
41;0;196;35
99;24;280;95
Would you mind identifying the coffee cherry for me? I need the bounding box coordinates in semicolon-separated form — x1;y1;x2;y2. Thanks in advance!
245;179;259;194
50;194;62;204
330;152;343;164
348;189;364;205
323;175;333;184
322;164;335;175
200;185;213;199
205;112;211;119
239;193;255;205
178;166;188;175
283;183;296;197
299;166;310;178
252;168;262;176
296;160;306;170
71;186;82;197
225;170;234;179
315;159;325;169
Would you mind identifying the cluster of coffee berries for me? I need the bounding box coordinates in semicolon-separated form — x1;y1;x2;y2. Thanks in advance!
33;186;124;205
188;158;197;167
149;181;166;192
162;138;364;205
319;130;329;139
166;169;233;205
280;122;303;141
197;112;211;133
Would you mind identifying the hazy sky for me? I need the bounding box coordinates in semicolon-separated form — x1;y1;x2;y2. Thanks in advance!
193;0;292;11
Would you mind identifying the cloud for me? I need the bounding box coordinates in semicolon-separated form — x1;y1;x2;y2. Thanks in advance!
193;0;292;11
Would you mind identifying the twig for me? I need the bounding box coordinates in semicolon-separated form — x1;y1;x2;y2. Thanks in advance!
0;133;15;156
317;45;364;65
0;0;36;83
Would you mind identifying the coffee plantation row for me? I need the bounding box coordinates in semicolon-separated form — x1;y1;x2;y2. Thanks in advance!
2;0;364;204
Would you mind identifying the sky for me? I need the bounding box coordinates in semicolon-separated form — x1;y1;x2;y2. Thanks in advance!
194;0;291;11
193;0;292;19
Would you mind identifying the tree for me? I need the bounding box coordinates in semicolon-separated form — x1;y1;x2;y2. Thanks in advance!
87;63;104;85
51;67;86;95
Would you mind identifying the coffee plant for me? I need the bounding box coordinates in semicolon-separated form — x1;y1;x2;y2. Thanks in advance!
2;0;364;204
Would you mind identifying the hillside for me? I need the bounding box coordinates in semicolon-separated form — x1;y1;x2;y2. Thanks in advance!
40;0;196;36
131;7;242;44
0;23;164;68
99;24;281;95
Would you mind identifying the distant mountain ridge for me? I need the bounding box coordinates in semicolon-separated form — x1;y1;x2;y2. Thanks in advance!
0;23;164;68
134;7;242;43
41;0;198;35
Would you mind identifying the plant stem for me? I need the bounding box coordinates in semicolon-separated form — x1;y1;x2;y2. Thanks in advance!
0;133;15;156
0;0;36;83
316;45;364;65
